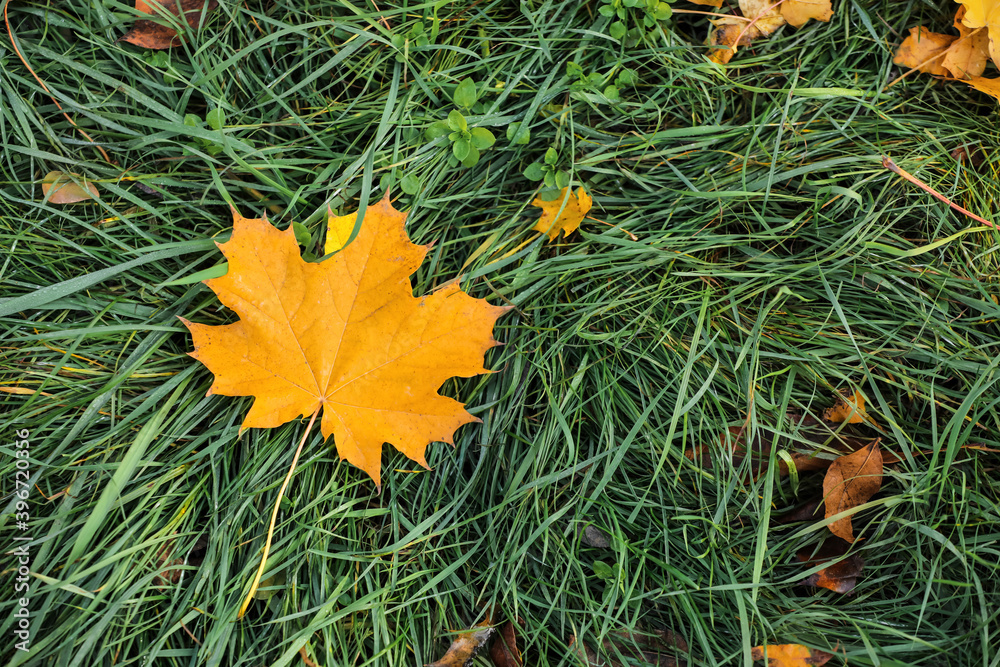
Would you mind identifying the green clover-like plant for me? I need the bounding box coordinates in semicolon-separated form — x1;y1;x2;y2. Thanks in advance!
423;78;497;169
523;147;570;191
600;0;672;45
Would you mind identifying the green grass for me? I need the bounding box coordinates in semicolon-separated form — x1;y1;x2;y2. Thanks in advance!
2;0;1000;665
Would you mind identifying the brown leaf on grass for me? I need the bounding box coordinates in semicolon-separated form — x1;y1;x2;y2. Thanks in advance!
823;441;882;543
577;524;613;549
570;628;687;666
430;618;495;667
709;0;786;65
41;171;100;204
943;6;990;78
154;534;208;585
489;621;523;667
822;389;867;424
751;644;833;666
957;0;1000;69
780;0;833;29
893;27;956;76
120;0;220;50
530;187;592;241
797;537;864;594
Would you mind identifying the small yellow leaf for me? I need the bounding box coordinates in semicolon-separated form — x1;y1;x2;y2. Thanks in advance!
41;172;100;204
781;0;833;28
822;389;867;424
752;644;833;666
530;187;592;241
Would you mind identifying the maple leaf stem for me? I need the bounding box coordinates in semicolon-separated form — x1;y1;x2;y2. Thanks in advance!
882;156;996;229
237;407;320;620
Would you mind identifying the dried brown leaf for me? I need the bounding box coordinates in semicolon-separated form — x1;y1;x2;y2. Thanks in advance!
489;621;523;667
797;537;864;594
430;619;495;667
823;441;882;543
120;0;219;49
41;171;100;204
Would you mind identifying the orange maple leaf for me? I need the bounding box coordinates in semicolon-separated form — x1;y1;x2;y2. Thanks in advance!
182;194;509;488
530;187;592;240
751;644;833;666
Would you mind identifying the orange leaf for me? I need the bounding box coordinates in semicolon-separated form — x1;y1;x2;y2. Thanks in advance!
708;0;786;65
822;388;867;424
429;619;495;667
893;27;956;76
957;0;1000;69
489;621;523;667
963;74;1000;100
687;0;723;7
41;171;100;204
751;644;833;666
120;0;219;50
530;187;592;241
182;194;510;488
797;537;864;594
822;441;882;543
943;6;990;78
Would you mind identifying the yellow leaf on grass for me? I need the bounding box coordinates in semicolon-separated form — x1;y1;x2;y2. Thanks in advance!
182;193;510;488
41;172;100;204
957;0;1000;68
531;187;592;241
781;0;833;29
964;74;1000;100
893;27;956;76
752;644;833;666
943;6;990;78
687;0;723;6
822;388;867;424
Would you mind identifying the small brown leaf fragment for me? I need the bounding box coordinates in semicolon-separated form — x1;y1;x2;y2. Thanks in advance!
822;389;867;424
751;644;833;666
893;27;956;76
41;171;100;204
429;619;494;667
489;621;523;667
823;441;882;543
120;0;219;50
780;0;833;29
797;537;864;594
577;524;612;549
942;6;990;78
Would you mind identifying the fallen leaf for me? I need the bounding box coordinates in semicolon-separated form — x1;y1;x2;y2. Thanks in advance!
430;618;495;667
957;0;1000;68
154;534;208;585
182;194;510;488
943;6;991;78
41;171;100;204
687;0;723;7
709;0;786;64
531;187;592;240
822;388;867;424
893;26;956;76
751;644;833;666
963;74;1000;100
570;628;687;667
797;537;864;594
823;441;882;543
489;621;523;667
577;524;612;549
780;0;833;29
120;0;219;50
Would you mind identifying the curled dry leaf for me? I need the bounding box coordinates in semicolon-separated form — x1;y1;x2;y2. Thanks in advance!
531;187;592;241
41;171;100;204
751;644;833;667
182;193;510;488
822;388;867;424
429;618;494;667
797;537;864;594
120;0;220;50
823;440;882;543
